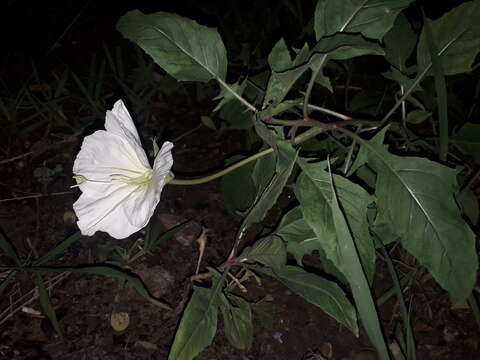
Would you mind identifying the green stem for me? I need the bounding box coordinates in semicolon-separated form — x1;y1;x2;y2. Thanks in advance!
381;65;431;125
216;77;257;113
306;103;352;121
169;148;273;185
169;126;328;186
303;64;323;117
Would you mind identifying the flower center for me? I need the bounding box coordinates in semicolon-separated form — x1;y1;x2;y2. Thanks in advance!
111;169;154;187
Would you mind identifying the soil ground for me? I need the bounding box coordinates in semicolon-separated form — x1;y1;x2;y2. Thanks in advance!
0;2;479;360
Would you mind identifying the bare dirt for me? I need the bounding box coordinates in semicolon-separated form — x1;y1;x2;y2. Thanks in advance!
0;2;479;360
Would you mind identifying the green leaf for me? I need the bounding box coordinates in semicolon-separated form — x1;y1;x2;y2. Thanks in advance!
451;123;480;162
406;110;432;124
356;128;478;302
314;0;414;41
458;188;479;226
326;165;389;358
311;34;385;93
268;38;294;72
219;100;253;129
424;16;448;161
384;14;416;71
264;34;384;106
169;282;223;360
273;266;358;335
417;1;480;76
117;10;227;82
36;275;63;337
251;299;278;329
241;122;298;231
274;206;319;265
241;236;286;271
221;295;253;350
145;220;192;251
296;159;376;283
221;155;257;215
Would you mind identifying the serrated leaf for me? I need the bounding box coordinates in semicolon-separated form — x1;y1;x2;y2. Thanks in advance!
169;285;221;360
241;236;286;271
221;295;253;350
273;266;358;335
356;128;478;302
417;1;480;76
451;123;480;162
296;159;376;283
221;155;256;215
314;0;414;41
117;10;227;82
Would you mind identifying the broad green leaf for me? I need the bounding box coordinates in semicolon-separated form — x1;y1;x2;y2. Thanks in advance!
274;207;319;265
169;285;221;360
417;1;480;76
221;295;253;350
314;0;414;41
273;266;358;335
117;10;227;82
219;100;253;129
406;110;432;124
268;38;293;72
451;123;480;162
326;167;389;358
356;128;478;302
0;265;170;310
296;160;376;283
241;236;286;271
458;188;479;226
384;14;416;71
424;16;449;161
274;206;346;281
221;155;256;215
241;122;298;231
251;299;278;329
36;275;63;337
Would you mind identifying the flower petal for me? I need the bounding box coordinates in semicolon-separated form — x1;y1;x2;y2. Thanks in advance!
153;141;174;190
105;100;150;169
73;182;144;239
73;130;150;184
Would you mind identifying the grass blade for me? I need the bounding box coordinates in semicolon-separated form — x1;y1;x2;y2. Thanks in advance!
35;274;63;337
424;17;448;162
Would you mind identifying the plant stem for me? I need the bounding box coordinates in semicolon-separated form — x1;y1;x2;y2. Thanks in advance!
381;65;431;125
169;124;331;186
216;77;257;113
306;103;352;121
303;65;323;117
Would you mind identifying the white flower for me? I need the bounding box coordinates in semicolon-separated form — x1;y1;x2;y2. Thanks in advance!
72;99;173;239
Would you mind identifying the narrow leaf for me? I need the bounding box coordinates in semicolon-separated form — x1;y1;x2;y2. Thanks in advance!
0;231;21;266
327;163;390;358
36;275;63;337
